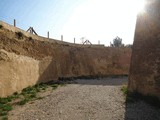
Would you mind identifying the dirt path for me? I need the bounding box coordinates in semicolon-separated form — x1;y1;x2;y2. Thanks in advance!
8;78;160;120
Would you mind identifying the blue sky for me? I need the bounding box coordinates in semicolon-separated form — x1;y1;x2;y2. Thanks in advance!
0;0;145;46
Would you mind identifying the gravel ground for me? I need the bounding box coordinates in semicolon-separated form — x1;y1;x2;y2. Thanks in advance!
8;77;160;120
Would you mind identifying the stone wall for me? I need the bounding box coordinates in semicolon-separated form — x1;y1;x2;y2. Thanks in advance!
128;0;160;100
0;49;61;97
0;47;131;97
0;50;40;97
0;22;131;97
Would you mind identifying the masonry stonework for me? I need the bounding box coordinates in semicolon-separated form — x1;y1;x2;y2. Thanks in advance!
0;25;131;97
128;0;160;100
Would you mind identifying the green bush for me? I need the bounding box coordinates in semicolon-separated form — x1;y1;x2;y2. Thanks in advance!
13;92;18;95
51;84;59;90
1;116;8;120
121;85;128;96
28;37;32;40
0;82;65;119
29;93;36;98
2;104;12;111
0;111;7;116
18;98;30;105
15;31;23;39
0;97;12;104
0;25;3;29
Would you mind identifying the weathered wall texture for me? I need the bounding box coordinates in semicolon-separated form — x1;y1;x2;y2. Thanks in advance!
0;49;40;97
128;0;160;99
0;23;131;97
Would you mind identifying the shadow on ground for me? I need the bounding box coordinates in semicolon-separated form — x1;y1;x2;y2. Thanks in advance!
71;77;160;120
124;98;160;120
74;77;128;86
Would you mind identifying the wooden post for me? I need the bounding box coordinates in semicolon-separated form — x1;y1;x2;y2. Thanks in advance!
27;27;38;35
31;27;33;34
74;38;75;44
14;19;16;27
61;35;63;41
47;31;49;39
98;40;100;44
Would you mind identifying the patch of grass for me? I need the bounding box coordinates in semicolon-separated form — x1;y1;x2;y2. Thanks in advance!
121;85;138;103
0;82;65;118
29;93;36;98
1;104;12;111
51;84;59;90
0;111;8;116
19;86;39;105
0;25;3;28
0;95;16;105
0;98;10;105
1;116;8;120
8;92;20;100
18;83;50;105
35;83;48;91
18;83;49;105
21;86;34;95
15;31;23;39
37;97;44;100
40;83;48;89
121;85;128;96
59;83;66;87
18;98;30;105
0;104;12;119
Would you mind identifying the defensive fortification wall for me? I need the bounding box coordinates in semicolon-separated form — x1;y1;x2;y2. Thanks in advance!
128;0;160;100
0;21;131;97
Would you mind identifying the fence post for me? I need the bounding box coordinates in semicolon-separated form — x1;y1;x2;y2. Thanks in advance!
61;35;63;41
14;19;16;27
47;31;49;39
98;40;100;44
74;38;75;44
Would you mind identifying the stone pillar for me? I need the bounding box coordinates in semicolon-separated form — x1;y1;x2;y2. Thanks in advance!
128;0;160;100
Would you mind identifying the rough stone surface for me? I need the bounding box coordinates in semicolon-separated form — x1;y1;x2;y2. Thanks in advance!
0;27;131;97
128;0;160;99
0;49;40;97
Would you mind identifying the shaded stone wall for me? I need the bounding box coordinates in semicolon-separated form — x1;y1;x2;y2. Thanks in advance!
128;0;160;99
